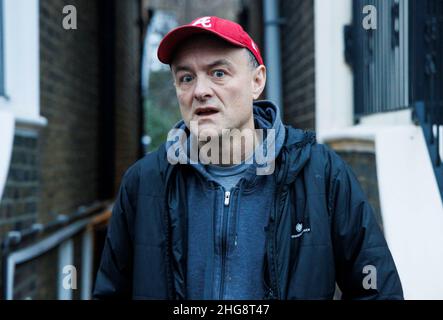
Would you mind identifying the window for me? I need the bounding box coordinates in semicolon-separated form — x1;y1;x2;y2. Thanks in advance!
0;0;5;97
0;0;46;128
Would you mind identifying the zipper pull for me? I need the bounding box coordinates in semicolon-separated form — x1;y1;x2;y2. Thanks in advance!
224;191;231;206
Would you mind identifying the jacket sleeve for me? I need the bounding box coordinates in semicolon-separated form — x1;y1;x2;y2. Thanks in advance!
328;152;404;299
93;169;136;299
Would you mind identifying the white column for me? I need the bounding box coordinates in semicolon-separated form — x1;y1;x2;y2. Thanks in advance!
314;0;354;141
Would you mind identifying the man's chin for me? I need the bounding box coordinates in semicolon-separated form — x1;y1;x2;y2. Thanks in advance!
197;127;221;141
189;122;221;140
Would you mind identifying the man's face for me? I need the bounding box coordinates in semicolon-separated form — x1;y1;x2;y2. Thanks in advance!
171;35;266;139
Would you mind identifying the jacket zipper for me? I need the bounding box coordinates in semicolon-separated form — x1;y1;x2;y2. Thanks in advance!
219;190;231;299
164;167;179;300
267;149;290;300
266;217;279;299
271;188;284;299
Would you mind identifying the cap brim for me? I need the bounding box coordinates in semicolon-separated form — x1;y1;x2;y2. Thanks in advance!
157;25;246;65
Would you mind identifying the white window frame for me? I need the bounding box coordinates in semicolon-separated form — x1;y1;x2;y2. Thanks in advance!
0;0;46;128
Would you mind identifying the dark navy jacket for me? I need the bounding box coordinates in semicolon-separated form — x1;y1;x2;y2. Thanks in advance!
93;125;403;300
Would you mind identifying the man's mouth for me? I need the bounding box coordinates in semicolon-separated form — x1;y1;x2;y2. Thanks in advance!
195;107;219;117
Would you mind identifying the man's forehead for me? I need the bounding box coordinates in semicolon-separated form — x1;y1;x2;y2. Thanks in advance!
170;34;248;67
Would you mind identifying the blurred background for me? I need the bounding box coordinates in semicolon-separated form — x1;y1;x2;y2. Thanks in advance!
0;0;442;300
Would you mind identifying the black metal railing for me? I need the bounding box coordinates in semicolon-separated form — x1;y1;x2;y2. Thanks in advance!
411;0;443;201
346;0;411;119
346;0;443;200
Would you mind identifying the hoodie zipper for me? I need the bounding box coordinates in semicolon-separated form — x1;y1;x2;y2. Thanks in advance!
224;191;231;206
218;190;231;299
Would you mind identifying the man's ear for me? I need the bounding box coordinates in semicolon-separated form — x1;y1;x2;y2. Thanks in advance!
252;65;266;100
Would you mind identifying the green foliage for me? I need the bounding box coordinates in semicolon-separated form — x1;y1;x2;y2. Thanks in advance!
144;71;182;152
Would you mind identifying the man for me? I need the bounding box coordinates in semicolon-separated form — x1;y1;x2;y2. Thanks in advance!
93;16;403;300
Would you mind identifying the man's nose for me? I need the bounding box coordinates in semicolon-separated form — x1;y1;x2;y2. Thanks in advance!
193;77;213;101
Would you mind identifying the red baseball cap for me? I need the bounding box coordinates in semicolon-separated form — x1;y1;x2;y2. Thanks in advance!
157;16;264;66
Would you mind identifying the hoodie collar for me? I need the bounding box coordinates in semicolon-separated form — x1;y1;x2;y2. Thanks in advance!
166;100;284;162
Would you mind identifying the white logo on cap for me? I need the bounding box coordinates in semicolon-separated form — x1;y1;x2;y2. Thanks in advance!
192;17;212;28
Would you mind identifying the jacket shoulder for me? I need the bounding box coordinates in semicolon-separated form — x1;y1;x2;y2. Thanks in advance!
284;125;346;173
312;143;347;169
120;144;170;196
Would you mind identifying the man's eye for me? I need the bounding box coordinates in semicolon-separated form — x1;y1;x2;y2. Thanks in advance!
180;75;193;83
213;70;225;78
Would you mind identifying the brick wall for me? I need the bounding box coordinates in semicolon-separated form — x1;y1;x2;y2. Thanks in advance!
0;132;40;298
0;0;142;299
280;0;316;130
39;0;101;222
0;133;39;234
335;151;384;230
114;0;143;192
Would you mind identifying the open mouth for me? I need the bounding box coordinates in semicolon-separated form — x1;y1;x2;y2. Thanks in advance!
195;108;219;117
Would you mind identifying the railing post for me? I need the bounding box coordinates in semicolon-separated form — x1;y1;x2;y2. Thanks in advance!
58;239;74;300
81;227;93;300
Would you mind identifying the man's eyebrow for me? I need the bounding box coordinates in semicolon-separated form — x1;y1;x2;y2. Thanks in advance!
173;65;192;74
173;59;234;74
207;59;234;69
